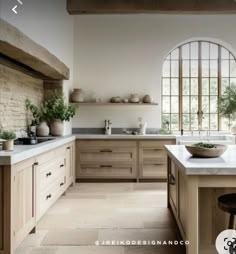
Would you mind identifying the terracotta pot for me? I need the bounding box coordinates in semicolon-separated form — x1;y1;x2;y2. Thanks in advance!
36;121;50;137
50;119;64;136
3;139;14;151
71;89;84;102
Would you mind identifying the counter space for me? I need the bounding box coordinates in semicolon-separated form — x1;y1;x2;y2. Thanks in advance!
0;135;75;165
75;134;176;140
165;144;236;175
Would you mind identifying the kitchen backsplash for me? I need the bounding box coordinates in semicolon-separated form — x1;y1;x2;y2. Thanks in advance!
0;64;44;132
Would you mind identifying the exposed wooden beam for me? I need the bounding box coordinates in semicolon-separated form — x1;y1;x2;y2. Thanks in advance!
0;19;70;80
67;0;236;14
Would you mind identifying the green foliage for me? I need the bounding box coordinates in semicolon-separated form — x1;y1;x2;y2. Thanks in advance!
25;98;48;123
0;130;16;140
158;128;172;135
44;95;76;122
218;85;236;121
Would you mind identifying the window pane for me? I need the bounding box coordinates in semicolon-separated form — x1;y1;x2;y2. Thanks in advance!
162;97;170;113
183;60;190;77
166;55;170;60
202;60;209;77
182;44;190;59
171;78;179;95
210;60;218;77
221;48;230;59
171;97;179;113
230;78;236;87
221;116;230;131
191;114;198;130
182;96;189;113
221;78;229;94
190;96;198;113
221;60;229;77
191;78;198;95
171;60;179;77
163;60;170;77
162;78;170;95
210;96;218;113
171;114;179;130
210;114;218;130
171;48;179;60
182;114;190;130
191;60;198;77
202;96;209;113
202;78;209;95
210;44;218;59
183;78;189;95
202;114;209;129
230;54;235;60
191;42;198;59
230;60;236;77
201;42;210;59
210;78;218;95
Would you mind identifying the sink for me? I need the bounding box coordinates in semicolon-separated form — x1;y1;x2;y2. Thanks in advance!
176;135;235;145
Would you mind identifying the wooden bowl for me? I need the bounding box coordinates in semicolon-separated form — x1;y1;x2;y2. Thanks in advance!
185;144;227;158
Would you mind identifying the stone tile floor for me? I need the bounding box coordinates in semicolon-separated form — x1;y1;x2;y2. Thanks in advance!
15;183;186;254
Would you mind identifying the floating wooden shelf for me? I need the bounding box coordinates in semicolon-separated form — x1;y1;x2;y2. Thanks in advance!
70;102;158;106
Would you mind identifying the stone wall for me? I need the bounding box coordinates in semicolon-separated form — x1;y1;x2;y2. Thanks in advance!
0;64;44;133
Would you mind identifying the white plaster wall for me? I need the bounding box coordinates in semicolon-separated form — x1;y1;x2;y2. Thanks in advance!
0;0;74;134
73;14;236;128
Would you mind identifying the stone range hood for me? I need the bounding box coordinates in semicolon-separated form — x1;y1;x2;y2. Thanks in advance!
0;19;69;81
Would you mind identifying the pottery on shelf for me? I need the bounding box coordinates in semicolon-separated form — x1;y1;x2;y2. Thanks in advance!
110;97;121;103
129;94;140;103
50;119;64;136
143;95;153;103
36;121;50;137
71;89;84;102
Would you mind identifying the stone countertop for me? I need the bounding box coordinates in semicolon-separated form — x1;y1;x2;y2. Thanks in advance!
165;144;236;175
75;134;176;140
0;135;75;166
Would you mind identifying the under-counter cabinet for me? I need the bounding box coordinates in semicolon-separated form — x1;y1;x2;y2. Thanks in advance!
0;140;75;254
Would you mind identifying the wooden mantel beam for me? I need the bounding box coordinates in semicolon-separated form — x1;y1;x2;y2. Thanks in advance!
67;0;236;14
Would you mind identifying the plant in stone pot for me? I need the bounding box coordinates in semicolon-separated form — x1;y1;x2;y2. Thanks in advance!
44;95;76;136
25;99;50;137
218;85;236;134
0;130;16;151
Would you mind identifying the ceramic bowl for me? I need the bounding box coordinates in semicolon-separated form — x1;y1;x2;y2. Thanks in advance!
185;144;227;158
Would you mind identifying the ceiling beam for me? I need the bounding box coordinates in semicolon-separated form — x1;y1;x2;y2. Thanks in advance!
67;0;236;14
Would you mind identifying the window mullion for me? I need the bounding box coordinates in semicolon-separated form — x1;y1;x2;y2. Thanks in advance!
218;45;222;130
198;41;202;129
179;46;183;130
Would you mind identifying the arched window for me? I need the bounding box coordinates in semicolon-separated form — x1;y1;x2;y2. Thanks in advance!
161;40;236;131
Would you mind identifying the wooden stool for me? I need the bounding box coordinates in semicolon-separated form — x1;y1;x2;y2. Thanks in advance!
218;193;236;229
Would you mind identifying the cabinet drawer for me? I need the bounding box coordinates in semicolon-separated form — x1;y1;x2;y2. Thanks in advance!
139;140;175;149
141;148;168;162
78;164;136;178
39;176;65;218
78;140;136;148
140;164;167;178
37;146;65;165
39;157;65;191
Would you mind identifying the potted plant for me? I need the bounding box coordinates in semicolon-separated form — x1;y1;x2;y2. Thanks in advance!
0;130;16;151
44;95;76;136
25;99;50;137
218;85;236;134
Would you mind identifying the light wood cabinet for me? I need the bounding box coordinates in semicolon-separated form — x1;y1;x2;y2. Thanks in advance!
77;140;137;179
65;142;75;188
139;140;175;179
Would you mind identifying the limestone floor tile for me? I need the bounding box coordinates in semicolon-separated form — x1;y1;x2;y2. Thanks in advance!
98;229;179;243
14;247;33;254
132;183;167;191
19;230;48;248
124;246;186;254
56;246;125;254
41;229;99;246
29;247;58;254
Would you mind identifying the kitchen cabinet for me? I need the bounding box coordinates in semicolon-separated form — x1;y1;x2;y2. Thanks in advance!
76;140;137;179
139;140;175;179
65;142;75;188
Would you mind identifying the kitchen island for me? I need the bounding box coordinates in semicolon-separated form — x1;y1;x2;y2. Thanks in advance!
165;145;236;254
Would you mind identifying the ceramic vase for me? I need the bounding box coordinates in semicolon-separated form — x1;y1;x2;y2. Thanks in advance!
50;119;64;136
36;121;50;137
71;89;84;102
3;140;14;151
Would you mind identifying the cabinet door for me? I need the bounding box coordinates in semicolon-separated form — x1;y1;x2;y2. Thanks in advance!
65;142;75;188
169;160;178;214
12;158;36;248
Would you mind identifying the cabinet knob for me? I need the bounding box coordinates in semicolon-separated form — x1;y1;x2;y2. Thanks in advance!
169;174;176;185
60;182;64;187
60;164;64;168
67;146;71;150
46;172;52;177
34;162;39;166
46;194;52;200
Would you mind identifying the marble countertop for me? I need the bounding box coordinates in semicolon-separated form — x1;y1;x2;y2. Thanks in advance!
0;135;75;166
165;145;236;175
75;134;176;140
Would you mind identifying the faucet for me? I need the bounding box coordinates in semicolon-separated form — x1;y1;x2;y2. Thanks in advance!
104;120;112;135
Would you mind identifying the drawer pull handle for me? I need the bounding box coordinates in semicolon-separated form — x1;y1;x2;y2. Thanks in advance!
34;162;39;166
100;149;112;153
60;182;64;187
100;165;112;168
46;172;52;177
60;164;64;168
46;194;52;200
169;174;176;185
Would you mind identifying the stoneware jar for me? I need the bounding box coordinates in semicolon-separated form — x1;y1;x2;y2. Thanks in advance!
36;121;50;137
129;94;140;103
50;119;64;136
143;95;153;103
3;140;14;151
71;89;84;102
